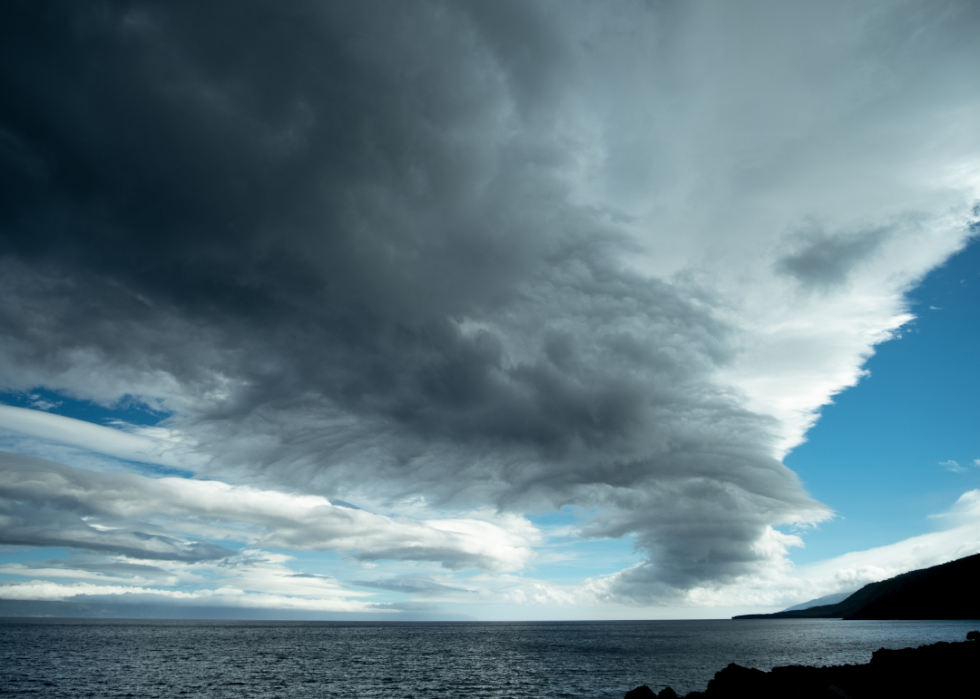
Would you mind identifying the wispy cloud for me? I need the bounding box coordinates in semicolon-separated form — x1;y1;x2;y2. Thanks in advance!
0;452;538;571
0;581;375;613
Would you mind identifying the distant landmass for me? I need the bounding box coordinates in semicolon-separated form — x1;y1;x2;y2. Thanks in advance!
734;552;980;620
0;599;474;622
780;590;855;613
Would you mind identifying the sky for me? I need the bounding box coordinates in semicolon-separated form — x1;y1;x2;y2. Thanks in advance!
0;0;979;621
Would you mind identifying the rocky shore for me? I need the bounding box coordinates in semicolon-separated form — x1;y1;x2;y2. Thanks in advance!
625;631;979;699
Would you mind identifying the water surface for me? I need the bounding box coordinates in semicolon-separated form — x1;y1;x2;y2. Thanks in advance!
1;618;976;698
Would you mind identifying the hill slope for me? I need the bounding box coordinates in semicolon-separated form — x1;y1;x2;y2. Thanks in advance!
780;590;854;612
733;552;980;620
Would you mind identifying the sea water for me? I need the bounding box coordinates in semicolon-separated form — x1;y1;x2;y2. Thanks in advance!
1;618;976;698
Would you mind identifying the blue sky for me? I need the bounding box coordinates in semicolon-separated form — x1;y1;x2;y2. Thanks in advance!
785;233;980;565
1;1;980;620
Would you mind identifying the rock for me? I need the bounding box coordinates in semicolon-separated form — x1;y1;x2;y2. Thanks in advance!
705;662;770;697
824;684;852;699
626;633;980;699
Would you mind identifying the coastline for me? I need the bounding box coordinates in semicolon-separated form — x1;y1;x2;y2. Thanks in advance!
732;553;980;621
626;631;980;699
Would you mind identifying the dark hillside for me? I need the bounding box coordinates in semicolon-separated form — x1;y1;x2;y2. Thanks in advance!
733;552;980;620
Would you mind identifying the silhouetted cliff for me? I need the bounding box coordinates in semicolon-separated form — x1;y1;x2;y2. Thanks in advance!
733;552;980;620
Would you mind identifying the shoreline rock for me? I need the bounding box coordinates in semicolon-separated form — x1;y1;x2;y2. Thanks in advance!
626;631;979;699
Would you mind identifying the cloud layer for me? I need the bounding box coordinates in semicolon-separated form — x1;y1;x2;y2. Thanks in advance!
0;451;536;571
1;0;979;603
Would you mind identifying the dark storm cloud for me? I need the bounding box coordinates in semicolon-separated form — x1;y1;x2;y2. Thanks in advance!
776;227;888;289
4;0;976;599
0;0;829;589
0;0;595;420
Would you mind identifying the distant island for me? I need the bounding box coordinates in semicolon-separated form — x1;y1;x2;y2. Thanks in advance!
625;631;980;699
733;552;980;620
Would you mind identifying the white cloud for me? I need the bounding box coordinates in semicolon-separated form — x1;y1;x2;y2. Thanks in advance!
0;580;375;612
0;451;537;572
0;562;166;586
0;404;200;470
0;546;377;603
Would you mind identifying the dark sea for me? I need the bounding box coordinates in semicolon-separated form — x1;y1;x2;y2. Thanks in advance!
1;618;977;698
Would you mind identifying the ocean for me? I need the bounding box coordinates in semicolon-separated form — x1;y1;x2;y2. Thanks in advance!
1;618;976;698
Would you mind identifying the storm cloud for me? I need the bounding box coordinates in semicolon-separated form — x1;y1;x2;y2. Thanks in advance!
1;0;979;601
